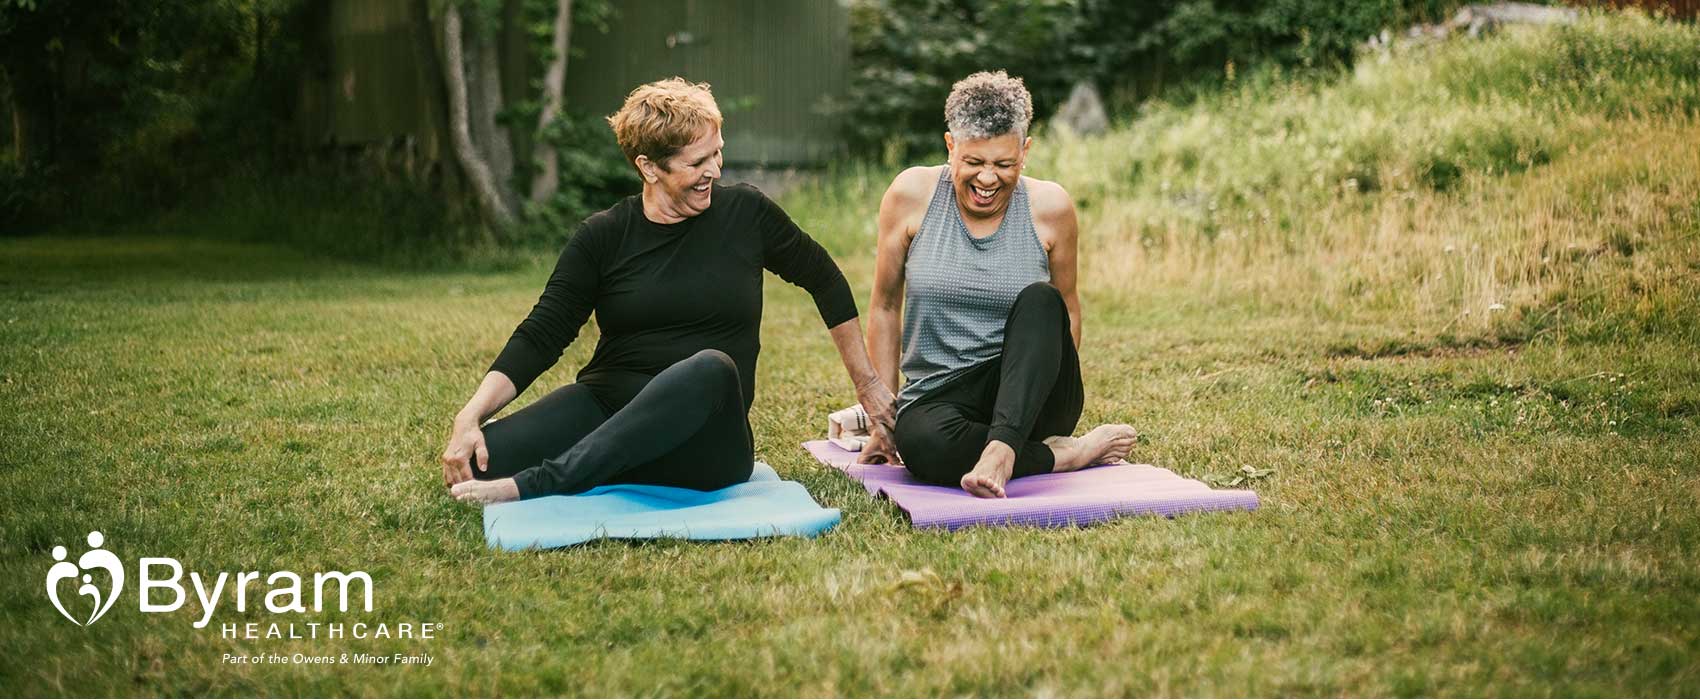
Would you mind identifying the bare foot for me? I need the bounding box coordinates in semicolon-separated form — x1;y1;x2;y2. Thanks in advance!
960;441;1016;498
1044;424;1138;472
450;478;520;504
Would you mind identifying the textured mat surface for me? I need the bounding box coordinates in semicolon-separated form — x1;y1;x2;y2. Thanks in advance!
803;440;1258;530
483;463;842;550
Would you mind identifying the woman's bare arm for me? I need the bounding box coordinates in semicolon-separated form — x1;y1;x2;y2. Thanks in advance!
867;167;934;393
1032;180;1083;348
859;168;934;463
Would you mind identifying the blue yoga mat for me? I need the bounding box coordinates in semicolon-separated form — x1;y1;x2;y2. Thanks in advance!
482;463;842;550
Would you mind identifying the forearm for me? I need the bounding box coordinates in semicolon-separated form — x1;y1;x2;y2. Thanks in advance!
455;371;519;427
828;317;881;391
831;313;900;463
1067;301;1083;350
865;306;902;395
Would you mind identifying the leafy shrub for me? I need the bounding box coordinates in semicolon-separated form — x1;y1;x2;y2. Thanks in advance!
837;0;1463;160
833;0;1093;159
512;111;640;247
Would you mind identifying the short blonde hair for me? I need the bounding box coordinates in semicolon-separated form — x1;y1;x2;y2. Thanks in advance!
606;77;723;169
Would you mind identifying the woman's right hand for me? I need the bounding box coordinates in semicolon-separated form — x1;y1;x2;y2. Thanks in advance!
853;378;900;465
441;419;489;487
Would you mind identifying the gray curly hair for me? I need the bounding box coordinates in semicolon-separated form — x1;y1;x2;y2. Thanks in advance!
944;71;1033;141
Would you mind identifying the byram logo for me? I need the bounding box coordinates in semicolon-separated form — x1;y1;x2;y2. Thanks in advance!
46;530;124;626
45;529;378;630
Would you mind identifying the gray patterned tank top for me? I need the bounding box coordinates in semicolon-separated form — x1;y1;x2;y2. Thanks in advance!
898;167;1050;410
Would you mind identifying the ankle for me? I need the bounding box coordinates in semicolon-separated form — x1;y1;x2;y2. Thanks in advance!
985;426;1024;455
1047;436;1083;470
978;440;1017;467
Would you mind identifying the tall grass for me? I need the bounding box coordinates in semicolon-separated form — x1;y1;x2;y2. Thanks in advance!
788;11;1700;345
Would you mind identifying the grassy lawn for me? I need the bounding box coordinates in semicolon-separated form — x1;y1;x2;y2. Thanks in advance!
4;13;1699;697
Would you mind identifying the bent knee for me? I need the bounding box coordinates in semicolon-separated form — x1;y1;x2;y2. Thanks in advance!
1010;282;1068;334
1016;281;1064;306
671;349;741;396
683;348;738;376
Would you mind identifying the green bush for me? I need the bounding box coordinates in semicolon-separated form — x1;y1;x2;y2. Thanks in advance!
1;0;636;256
498;0;637;248
837;0;1463;160
0;157;61;232
132;165;486;267
509;111;640;249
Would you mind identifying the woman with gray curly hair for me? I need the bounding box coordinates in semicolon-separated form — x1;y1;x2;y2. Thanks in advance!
863;71;1136;497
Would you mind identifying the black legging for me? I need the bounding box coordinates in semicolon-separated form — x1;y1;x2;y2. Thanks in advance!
894;282;1084;486
471;349;755;499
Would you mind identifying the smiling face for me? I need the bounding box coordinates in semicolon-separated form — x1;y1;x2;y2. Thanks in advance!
639;126;724;220
945;131;1031;220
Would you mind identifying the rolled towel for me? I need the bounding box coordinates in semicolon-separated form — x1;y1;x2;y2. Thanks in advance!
827;404;869;452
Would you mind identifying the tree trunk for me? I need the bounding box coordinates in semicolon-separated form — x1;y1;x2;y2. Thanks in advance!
466;19;517;213
407;0;458;191
11;100;23;164
440;6;515;228
528;0;573;204
254;10;268;84
9;71;55;167
5;73;19;163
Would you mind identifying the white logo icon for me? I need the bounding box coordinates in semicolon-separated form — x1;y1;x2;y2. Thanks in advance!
46;531;125;626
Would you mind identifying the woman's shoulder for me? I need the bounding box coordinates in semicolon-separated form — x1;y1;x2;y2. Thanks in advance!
559;196;637;256
1020;176;1075;224
892;165;945;196
711;182;791;229
881;165;945;215
585;195;640;228
711;181;786;215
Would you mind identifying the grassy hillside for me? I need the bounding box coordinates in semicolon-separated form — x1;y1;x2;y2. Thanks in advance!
798;11;1699;344
1;11;1696;697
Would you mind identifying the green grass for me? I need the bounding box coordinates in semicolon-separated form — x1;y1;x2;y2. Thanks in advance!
4;10;1700;697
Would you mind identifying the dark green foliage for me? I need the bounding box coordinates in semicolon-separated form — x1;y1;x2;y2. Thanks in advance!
838;0;1462;159
0;0;323;231
149;168;470;266
835;0;1093;159
503;0;636;248
515;110;640;247
0;157;49;229
0;0;634;255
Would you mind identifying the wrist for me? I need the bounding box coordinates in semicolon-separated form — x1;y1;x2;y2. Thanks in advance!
853;373;884;394
454;410;484;430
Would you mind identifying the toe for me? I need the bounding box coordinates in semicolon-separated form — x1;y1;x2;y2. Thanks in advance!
960;473;996;498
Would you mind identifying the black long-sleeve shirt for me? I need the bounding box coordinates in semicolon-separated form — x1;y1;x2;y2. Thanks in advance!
489;184;858;414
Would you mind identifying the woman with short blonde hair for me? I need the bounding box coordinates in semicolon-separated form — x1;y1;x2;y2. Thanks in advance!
442;77;897;503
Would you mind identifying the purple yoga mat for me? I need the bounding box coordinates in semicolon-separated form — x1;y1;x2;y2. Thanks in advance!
803;440;1259;530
